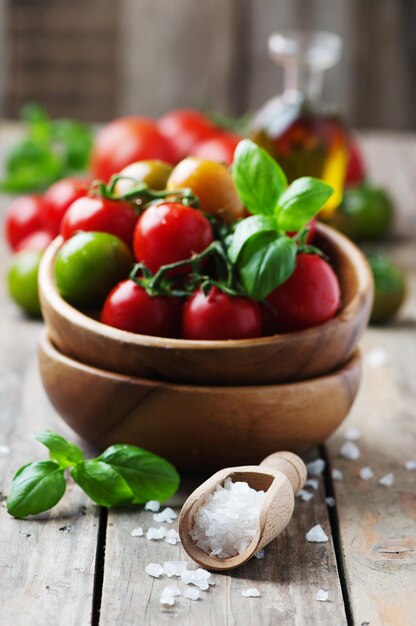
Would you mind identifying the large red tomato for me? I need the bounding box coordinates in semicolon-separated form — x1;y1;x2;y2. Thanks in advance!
90;117;176;181
101;280;182;337
158;109;216;162
43;178;89;235
193;133;242;165
265;253;341;333
182;287;263;340
60;196;137;248
133;202;214;274
5;195;46;251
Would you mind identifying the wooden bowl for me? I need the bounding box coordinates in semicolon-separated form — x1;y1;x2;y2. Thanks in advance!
38;223;373;386
38;331;361;472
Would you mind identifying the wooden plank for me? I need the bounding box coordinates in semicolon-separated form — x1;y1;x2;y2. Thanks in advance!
325;241;416;626
0;184;101;624
100;465;347;625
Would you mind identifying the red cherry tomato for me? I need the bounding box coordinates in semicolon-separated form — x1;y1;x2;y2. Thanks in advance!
345;138;366;187
133;202;214;274
61;196;137;248
16;229;54;252
101;279;182;337
287;217;317;244
193;133;242;165
43;178;89;235
158;109;216;162
90;116;176;181
182;287;263;340
265;253;341;333
5;195;46;251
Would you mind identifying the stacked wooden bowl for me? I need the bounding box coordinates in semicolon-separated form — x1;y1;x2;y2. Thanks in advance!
38;224;373;471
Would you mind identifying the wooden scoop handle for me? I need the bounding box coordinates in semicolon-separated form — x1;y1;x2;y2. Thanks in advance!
259;451;307;493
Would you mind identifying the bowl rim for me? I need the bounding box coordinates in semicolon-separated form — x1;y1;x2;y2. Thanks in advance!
40;329;361;393
39;222;373;351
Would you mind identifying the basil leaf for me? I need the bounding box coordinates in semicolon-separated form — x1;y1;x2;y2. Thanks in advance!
228;215;278;263
35;431;84;468
232;139;287;216
71;461;134;507
238;233;297;300
7;461;66;518
97;444;180;504
276;177;333;231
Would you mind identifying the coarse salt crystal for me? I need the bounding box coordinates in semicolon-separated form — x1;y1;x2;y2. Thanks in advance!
163;561;188;577
305;478;319;490
241;587;261;597
305;524;328;543
332;469;343;481
296;489;314;502
359;467;374;480
130;527;144;537
153;507;177;524
366;347;389;368
344;426;361;441
0;444;10;455
316;589;329;602
181;568;212;590
254;549;265;559
340;441;360;460
146;527;167;540
307;459;326;476
379;473;394;487
190;478;266;559
146;563;164;578
145;500;160;512
165;528;180;545
184;587;200;600
405;460;416;471
325;497;336;508
159;585;181;606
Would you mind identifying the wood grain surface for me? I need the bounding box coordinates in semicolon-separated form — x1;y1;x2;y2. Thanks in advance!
0;129;415;625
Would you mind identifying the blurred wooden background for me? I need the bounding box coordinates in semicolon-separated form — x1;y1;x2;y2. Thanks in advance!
1;0;415;129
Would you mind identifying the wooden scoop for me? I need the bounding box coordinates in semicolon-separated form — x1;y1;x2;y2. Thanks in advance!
178;451;307;571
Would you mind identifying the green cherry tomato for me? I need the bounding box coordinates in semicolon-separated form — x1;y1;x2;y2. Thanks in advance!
114;160;173;196
55;231;133;307
367;251;406;324
8;249;42;316
329;183;393;241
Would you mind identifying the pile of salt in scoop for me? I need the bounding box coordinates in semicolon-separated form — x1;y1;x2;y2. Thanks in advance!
189;478;266;558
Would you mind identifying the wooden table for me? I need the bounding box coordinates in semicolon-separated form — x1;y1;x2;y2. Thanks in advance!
0;128;415;626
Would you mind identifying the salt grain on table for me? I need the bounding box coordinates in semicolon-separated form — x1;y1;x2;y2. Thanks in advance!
146;563;164;578
146;527;167;540
359;467;374;480
0;444;10;455
153;507;177;524
241;587;261;597
340;441;360;460
405;460;416;471
130;527;144;537
379;473;394;487
306;459;326;476
159;584;181;606
305;524;328;543
344;426;361;440
163;561;188;577
165;528;180;545
325;497;336;508
296;489;314;502
305;478;319;490
316;589;329;602
184;587;200;600
181;568;213;590
332;469;343;481
145;500;160;512
255;549;265;559
189;478;266;558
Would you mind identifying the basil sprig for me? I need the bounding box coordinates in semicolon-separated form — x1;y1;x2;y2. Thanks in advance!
7;431;180;518
230;139;333;300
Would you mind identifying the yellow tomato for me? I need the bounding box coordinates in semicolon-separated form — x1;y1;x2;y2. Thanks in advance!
114;160;173;195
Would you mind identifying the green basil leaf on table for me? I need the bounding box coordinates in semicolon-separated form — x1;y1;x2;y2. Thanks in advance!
35;430;84;468
7;461;66;518
238;233;297;301
228;214;278;263
276;177;333;231
97;444;180;504
232;139;287;216
71;460;135;507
